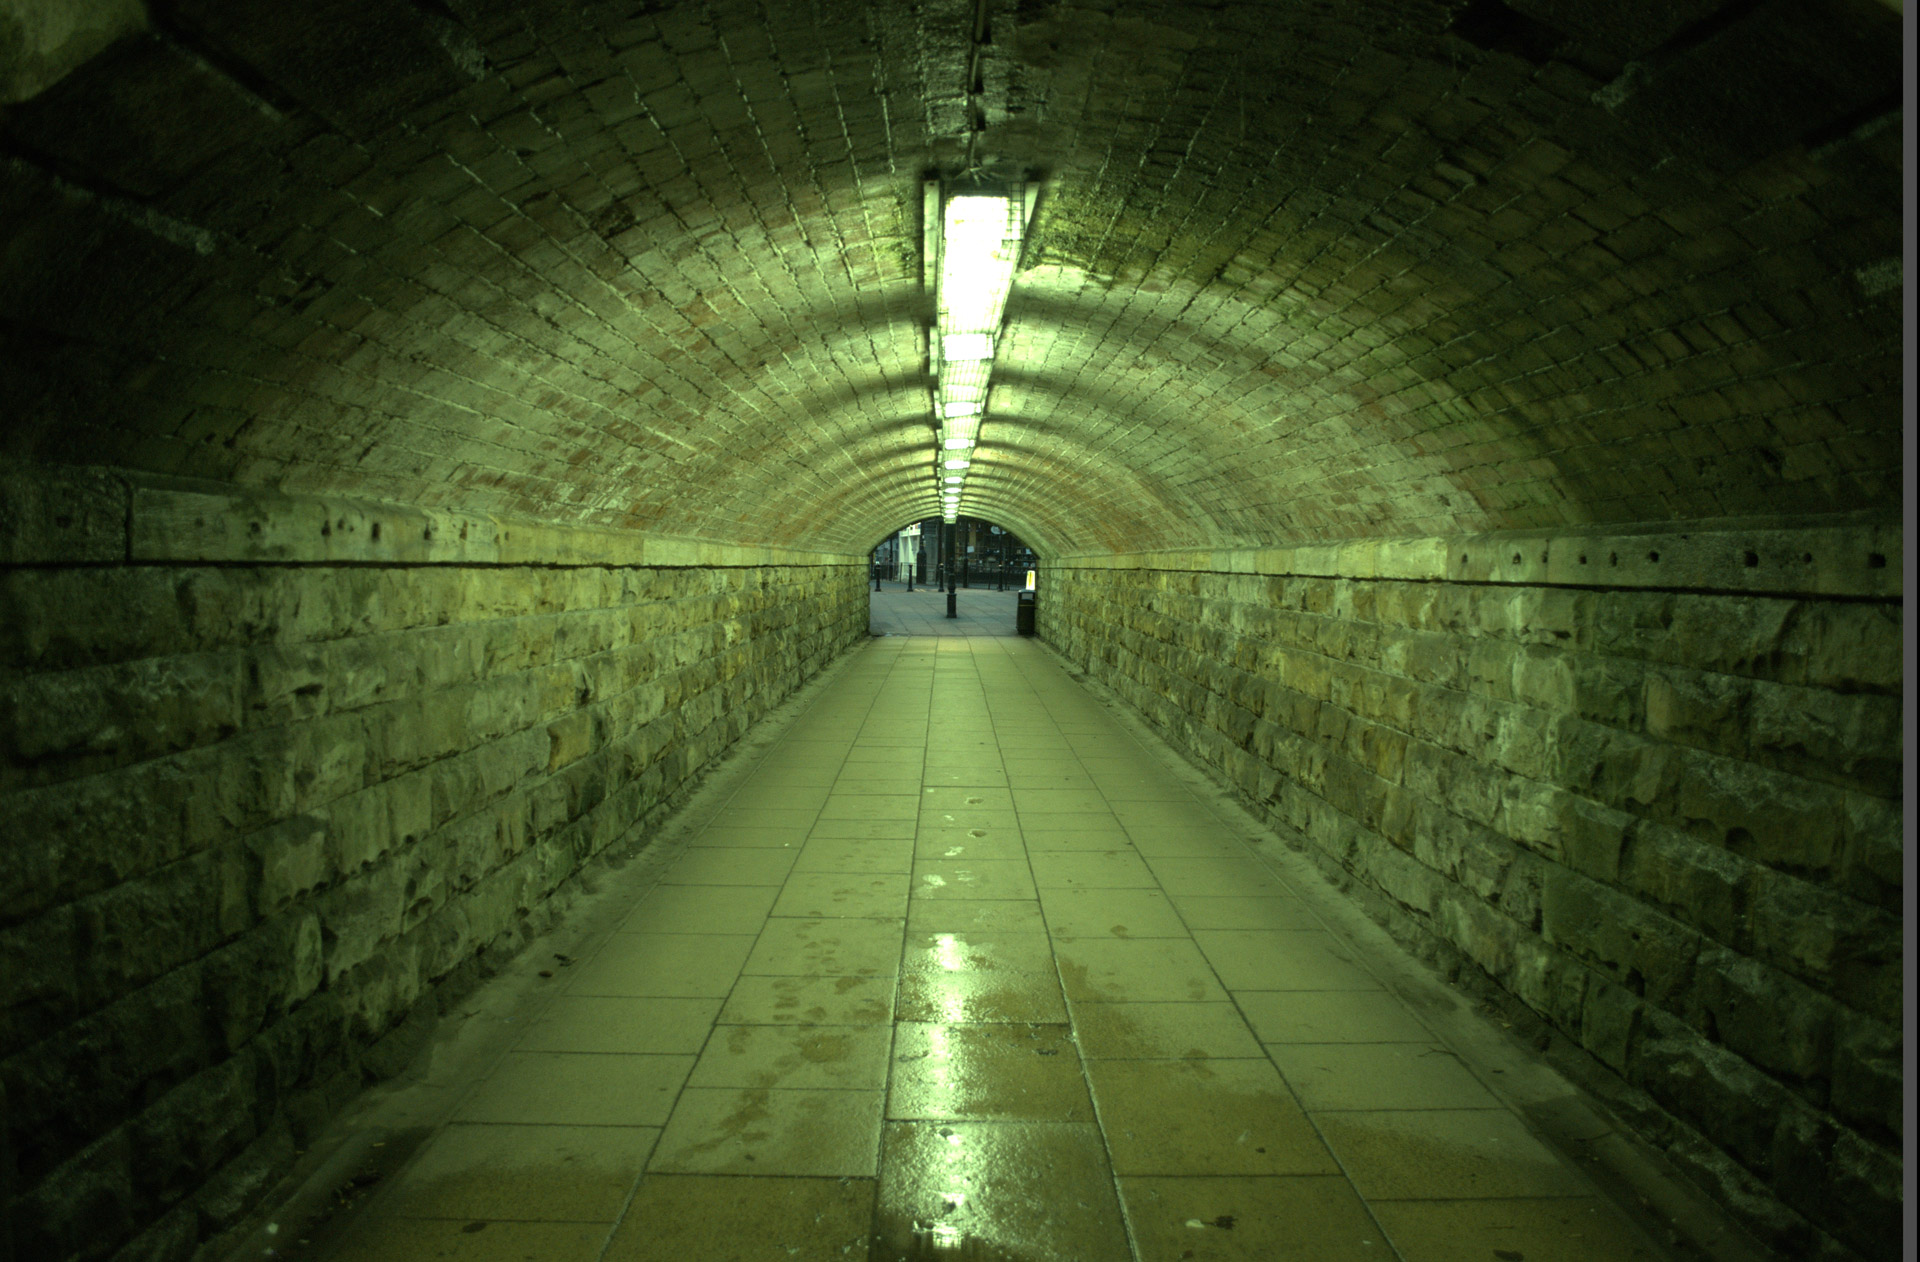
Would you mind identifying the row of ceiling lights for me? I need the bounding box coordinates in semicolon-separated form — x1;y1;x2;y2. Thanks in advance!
928;182;1026;523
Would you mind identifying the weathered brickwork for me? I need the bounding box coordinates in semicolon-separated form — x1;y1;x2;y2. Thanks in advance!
0;481;867;1261
1040;536;1901;1262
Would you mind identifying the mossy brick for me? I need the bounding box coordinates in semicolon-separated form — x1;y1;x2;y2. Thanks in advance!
0;905;81;1056
1568;653;1643;728
1744;872;1900;1022
1619;823;1751;946
72;847;250;1011
1780;601;1902;693
1643;667;1749;758
1579;976;1642;1074
1689;947;1835;1084
1508;933;1589;1030
1823;1130;1905;1262
244;815;330;916
1746;680;1901;795
1431;878;1517;973
1538;865;1699;1007
0;568;189;672
1829;1013;1901;1140
1629;1009;1787;1177
1674;750;1844;877
1834;791;1901;911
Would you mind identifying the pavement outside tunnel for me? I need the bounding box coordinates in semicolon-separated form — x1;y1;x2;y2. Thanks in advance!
868;581;1026;638
309;634;1677;1262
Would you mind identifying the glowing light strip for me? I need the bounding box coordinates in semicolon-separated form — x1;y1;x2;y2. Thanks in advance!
932;190;1022;522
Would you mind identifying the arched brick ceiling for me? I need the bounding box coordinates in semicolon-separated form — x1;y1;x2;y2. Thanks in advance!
0;0;1903;556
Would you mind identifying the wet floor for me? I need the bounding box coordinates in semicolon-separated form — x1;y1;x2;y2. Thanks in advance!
301;635;1680;1262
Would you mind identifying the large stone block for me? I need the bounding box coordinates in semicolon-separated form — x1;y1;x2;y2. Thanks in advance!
73;846;250;1010
1835;791;1901;911
1644;666;1748;757
0;568;188;671
1619;823;1750;946
1690;946;1834;1084
1781;600;1902;693
0;463;125;563
1747;680;1901;795
1829;1012;1901;1140
1508;933;1589;1031
1630;1010;1787;1176
1745;871;1900;1021
1539;864;1699;1008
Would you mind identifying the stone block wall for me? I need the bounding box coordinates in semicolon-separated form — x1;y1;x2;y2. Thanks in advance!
1040;521;1902;1262
0;464;868;1261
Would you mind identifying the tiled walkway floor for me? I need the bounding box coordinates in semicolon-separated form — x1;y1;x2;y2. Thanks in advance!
317;636;1673;1262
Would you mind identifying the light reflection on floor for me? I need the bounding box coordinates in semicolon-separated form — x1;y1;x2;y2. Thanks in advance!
301;635;1673;1262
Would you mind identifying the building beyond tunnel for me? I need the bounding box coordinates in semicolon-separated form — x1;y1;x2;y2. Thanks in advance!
0;1;1907;1259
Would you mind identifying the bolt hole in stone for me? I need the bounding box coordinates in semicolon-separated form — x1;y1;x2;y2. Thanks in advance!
1510;553;1522;565
371;522;381;541
1609;552;1618;566
1868;552;1887;568
1743;550;1759;567
1577;554;1587;564
1646;551;1658;563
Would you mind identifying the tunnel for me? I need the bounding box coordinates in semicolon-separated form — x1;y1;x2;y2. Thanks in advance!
0;0;1907;1259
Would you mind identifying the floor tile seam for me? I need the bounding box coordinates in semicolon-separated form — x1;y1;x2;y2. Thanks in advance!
1221;1036;1420;1262
633;850;816;1186
869;853;938;1255
1023;812;1150;1262
1015;655;1421;1261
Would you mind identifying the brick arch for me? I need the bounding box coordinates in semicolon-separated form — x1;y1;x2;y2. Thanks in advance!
0;0;1901;555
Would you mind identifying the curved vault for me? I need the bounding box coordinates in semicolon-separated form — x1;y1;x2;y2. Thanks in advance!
0;0;1902;559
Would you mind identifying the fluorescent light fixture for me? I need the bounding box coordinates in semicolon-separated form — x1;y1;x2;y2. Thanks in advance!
942;332;993;361
940;358;990;402
930;186;1024;496
941;417;980;447
940;195;1021;335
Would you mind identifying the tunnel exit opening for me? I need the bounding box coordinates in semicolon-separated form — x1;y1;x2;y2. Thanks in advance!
867;516;1035;637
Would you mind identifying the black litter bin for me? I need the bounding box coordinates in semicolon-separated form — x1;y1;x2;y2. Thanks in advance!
1015;590;1036;636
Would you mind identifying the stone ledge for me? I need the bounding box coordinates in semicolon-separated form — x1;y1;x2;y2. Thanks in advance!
1047;517;1901;600
0;462;865;569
